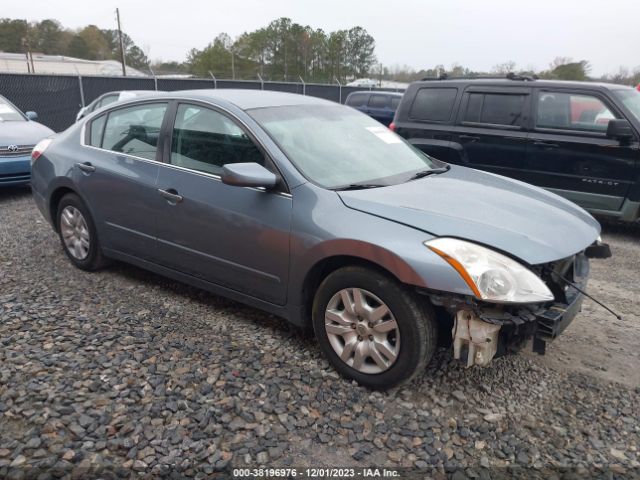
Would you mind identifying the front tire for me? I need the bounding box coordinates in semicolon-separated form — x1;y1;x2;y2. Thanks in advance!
56;193;108;271
312;266;437;389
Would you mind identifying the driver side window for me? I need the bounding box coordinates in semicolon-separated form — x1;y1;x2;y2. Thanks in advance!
170;104;265;176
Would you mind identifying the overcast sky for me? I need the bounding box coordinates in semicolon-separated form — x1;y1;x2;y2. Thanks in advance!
4;0;638;76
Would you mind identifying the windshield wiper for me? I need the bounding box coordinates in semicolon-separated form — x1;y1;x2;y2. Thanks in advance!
334;183;387;191
406;165;450;181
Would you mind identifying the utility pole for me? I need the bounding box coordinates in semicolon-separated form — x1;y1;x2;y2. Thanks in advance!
116;8;127;76
231;51;235;80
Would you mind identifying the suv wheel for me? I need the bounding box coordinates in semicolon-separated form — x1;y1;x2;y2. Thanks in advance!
56;193;108;271
312;266;437;389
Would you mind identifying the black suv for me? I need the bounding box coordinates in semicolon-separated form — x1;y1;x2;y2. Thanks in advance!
392;76;640;222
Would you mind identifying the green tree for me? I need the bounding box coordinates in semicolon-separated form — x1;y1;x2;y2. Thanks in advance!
67;34;90;59
188;33;234;77
551;60;591;81
0;18;28;53
540;57;591;81
31;19;65;54
77;25;110;60
101;29;150;69
346;27;376;78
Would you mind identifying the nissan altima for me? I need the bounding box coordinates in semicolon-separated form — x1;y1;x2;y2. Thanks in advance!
30;90;609;389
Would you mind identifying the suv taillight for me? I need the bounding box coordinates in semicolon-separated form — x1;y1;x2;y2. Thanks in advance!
388;122;396;132
31;138;53;163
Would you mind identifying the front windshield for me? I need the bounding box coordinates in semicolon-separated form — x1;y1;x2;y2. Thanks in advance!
0;97;25;122
613;88;640;122
249;105;440;189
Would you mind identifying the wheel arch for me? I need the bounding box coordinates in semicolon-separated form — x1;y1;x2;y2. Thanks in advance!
49;186;78;232
296;246;427;327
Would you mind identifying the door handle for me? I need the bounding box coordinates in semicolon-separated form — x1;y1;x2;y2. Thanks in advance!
158;188;183;204
533;141;559;149
459;135;480;142
76;162;96;173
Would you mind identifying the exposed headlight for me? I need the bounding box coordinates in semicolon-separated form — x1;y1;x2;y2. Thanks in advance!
425;238;554;303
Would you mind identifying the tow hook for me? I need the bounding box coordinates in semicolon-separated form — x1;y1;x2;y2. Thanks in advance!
453;310;501;367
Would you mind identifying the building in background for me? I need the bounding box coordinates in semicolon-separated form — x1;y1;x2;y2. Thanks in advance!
0;52;145;76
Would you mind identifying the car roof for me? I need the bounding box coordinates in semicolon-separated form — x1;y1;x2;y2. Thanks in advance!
167;89;336;110
347;90;404;97
412;78;630;90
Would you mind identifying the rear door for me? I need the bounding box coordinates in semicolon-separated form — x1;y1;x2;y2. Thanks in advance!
78;101;168;260
452;87;531;178
526;88;637;212
154;102;292;305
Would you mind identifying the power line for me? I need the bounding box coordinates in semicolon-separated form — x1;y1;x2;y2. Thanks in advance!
116;8;126;76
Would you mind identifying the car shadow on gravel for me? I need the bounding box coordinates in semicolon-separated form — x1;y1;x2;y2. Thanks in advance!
598;216;640;237
0;185;31;202
106;259;315;341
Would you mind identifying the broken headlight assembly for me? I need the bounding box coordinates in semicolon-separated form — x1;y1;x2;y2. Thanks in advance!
425;238;554;304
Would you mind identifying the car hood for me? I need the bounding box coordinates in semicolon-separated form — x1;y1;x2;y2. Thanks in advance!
0;121;54;146
338;165;600;265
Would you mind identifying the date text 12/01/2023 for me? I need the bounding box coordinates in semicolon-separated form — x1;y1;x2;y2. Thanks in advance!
232;468;401;477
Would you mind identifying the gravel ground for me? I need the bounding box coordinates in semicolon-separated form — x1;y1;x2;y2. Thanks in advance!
0;186;639;479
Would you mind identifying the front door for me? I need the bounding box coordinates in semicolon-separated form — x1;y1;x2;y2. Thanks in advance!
76;101;168;260
526;89;638;212
154;103;292;305
452;88;531;178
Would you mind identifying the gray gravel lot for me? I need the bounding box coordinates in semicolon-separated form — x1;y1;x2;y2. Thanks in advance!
0;186;639;479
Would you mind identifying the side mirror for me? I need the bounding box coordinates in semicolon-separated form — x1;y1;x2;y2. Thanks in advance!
606;119;634;141
25;111;38;121
221;162;277;189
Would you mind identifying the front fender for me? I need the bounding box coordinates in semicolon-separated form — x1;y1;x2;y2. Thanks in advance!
287;185;476;307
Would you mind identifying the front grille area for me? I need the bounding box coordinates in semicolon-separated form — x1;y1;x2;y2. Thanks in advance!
0;145;34;158
534;255;577;304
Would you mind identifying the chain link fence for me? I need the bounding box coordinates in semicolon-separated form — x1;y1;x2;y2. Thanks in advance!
0;73;403;132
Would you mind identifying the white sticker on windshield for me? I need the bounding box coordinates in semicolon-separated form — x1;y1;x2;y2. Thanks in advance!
366;126;402;144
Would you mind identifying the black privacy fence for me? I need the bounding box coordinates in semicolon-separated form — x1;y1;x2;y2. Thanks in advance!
0;73;404;132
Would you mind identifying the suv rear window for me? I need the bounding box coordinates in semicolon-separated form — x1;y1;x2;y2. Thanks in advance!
368;95;388;108
464;93;526;126
346;93;368;107
410;88;458;122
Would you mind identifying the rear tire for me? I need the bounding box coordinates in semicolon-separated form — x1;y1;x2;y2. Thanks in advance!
56;193;108;271
312;266;437;389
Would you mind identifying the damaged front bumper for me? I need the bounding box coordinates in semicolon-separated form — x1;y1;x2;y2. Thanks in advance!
430;252;591;366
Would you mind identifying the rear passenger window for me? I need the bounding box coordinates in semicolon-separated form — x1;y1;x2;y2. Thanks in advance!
89;114;106;147
368;95;388;108
536;92;616;132
346;93;368;107
170;104;264;176
463;93;525;126
101;103;167;160
410;88;458;122
390;97;401;109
